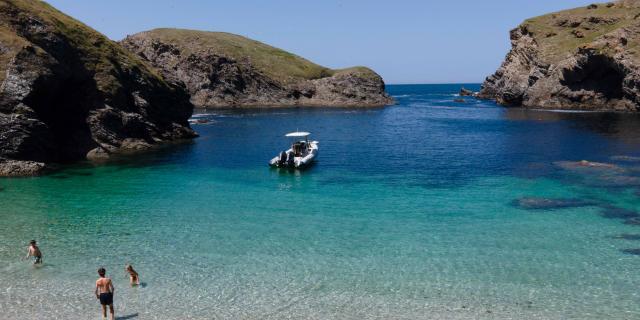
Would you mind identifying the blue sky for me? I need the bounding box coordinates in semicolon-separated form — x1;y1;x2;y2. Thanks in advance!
47;0;595;84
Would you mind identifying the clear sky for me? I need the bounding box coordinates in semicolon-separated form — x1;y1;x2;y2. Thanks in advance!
46;0;596;84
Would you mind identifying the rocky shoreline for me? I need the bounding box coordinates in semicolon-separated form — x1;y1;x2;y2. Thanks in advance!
479;1;640;112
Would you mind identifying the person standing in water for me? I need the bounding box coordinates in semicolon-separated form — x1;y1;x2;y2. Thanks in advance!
24;240;42;264
95;267;115;320
125;264;140;286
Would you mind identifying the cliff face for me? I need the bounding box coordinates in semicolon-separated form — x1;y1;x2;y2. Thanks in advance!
0;0;195;176
120;29;393;108
479;1;640;111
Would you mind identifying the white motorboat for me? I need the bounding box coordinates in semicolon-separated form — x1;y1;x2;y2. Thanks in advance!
269;132;318;169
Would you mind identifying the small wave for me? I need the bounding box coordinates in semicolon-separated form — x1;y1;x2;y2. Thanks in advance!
535;109;604;114
190;113;212;118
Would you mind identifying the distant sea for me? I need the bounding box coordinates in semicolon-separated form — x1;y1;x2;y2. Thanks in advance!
1;84;640;319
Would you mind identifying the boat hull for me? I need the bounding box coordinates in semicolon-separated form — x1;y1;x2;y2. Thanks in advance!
269;142;318;169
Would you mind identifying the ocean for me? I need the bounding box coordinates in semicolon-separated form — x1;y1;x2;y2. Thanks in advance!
1;84;640;319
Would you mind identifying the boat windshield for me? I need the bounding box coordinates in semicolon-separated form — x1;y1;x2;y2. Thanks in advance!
292;141;308;156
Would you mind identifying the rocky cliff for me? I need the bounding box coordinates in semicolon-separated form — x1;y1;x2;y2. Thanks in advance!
120;29;393;108
479;1;640;111
0;0;196;176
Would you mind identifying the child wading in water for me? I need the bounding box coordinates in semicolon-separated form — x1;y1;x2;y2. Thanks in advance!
95;267;115;320
125;264;140;286
24;240;42;264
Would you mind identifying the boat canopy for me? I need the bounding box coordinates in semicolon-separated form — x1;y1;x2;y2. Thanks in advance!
285;132;310;138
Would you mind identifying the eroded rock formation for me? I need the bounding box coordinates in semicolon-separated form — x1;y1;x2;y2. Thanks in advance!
121;29;393;108
479;0;640;111
0;0;195;176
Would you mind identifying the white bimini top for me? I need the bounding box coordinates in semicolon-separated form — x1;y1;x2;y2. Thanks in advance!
285;132;311;138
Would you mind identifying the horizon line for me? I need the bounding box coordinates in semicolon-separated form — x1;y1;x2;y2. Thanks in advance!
386;82;482;86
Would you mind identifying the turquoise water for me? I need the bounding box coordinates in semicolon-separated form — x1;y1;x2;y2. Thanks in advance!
2;84;640;319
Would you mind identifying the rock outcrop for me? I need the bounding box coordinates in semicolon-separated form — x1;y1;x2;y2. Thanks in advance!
120;29;393;108
479;0;640;111
0;0;196;176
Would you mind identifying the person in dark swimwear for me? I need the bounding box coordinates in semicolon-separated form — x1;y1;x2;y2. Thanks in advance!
95;267;115;320
125;264;140;286
24;240;42;264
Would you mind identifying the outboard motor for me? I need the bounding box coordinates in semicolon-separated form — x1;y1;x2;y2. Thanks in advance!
286;151;295;167
279;151;287;166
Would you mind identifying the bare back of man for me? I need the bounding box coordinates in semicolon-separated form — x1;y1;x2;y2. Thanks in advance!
96;278;112;294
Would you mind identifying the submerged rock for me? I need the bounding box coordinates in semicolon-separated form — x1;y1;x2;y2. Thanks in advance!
554;160;640;187
0;0;196;176
512;197;597;210
120;29;394;108
624;217;640;225
611;155;640;162
554;160;624;173
620;248;640;255
610;233;640;240
453;98;466;103
479;1;640;111
600;206;640;219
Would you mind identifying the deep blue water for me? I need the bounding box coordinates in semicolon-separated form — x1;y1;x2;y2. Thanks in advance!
2;84;640;319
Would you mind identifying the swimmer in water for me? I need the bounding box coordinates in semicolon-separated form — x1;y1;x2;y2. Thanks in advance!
124;264;140;286
24;240;42;264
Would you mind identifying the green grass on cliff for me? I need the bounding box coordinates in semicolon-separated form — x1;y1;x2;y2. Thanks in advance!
136;28;379;84
0;0;167;95
520;1;640;63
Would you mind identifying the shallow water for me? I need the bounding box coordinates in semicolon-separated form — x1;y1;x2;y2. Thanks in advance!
2;84;640;319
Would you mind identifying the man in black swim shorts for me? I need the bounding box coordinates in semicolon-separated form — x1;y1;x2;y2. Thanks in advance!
95;267;115;320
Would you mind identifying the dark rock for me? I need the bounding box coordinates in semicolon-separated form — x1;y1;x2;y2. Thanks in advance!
586;16;619;25
600;206;640;219
610;234;640;240
556;19;582;28
0;1;196;176
571;29;585;38
512;197;597;210
621;248;640;255
624;217;640;225
459;87;474;96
